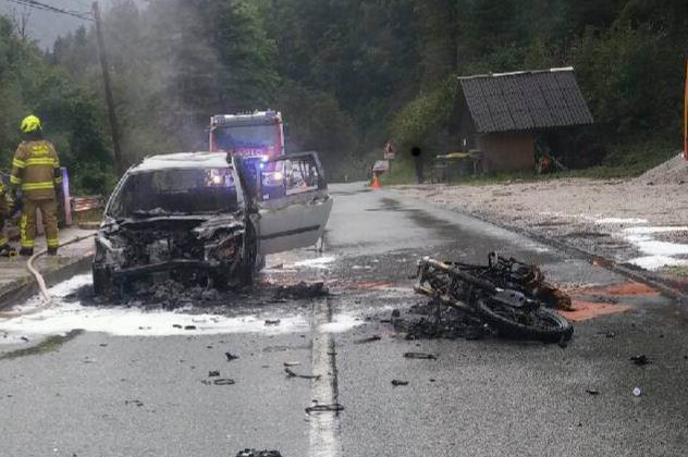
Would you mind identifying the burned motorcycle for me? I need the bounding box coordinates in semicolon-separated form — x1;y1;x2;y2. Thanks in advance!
415;254;573;342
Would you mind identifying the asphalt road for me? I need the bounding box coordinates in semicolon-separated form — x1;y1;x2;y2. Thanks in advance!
1;182;687;457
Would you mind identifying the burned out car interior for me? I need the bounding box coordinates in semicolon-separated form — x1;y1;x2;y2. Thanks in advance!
92;152;332;296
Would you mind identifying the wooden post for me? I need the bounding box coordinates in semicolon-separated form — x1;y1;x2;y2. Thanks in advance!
92;1;125;176
684;58;687;160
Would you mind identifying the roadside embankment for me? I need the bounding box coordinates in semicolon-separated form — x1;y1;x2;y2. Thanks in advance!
0;227;96;310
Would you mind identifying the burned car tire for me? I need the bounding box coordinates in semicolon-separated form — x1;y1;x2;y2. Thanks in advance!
92;266;113;297
476;297;573;342
239;224;258;286
239;248;256;286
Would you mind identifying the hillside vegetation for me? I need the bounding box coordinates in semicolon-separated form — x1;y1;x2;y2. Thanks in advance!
0;0;686;191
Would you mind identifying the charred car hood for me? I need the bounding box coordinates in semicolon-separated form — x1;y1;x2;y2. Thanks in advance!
95;213;246;273
114;214;243;232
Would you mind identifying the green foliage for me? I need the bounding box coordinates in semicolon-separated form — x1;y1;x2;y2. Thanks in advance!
3;0;687;186
390;78;458;151
0;16;114;194
572;25;683;136
276;80;359;180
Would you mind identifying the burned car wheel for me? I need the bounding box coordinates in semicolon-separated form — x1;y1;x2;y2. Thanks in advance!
239;224;258;286
92;265;114;297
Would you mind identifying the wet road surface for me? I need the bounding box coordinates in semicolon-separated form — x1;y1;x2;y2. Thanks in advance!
1;182;687;456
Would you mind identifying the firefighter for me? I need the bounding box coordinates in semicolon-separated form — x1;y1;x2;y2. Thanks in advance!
10;115;62;257
0;179;17;257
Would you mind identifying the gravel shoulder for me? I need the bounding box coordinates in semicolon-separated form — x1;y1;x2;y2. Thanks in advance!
393;177;688;279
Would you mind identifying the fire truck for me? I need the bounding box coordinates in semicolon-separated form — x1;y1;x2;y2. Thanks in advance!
209;110;287;199
209;110;285;158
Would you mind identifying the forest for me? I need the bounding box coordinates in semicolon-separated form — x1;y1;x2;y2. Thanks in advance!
0;0;686;192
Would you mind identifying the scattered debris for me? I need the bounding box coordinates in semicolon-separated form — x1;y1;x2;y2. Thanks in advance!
274;281;329;299
632;386;643;397
236;450;283;457
403;352;437;360
630;355;651;366
391;379;409;386
585;389;599;395
394;304;490;341
305;403;345;414
354;335;381;344
225;352;240;362
285;367;320;380
264;319;281;326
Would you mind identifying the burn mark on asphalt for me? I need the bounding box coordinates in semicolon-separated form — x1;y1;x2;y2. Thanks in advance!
0;329;84;360
561;281;661;321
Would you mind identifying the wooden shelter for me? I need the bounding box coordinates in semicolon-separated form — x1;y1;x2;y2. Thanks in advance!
456;67;594;173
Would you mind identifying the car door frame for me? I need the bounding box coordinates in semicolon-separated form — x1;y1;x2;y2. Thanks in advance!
232;152;333;256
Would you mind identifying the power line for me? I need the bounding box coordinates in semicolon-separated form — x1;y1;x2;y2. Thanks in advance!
3;0;93;21
3;0;90;20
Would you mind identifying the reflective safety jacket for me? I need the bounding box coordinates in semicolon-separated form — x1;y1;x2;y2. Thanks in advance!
11;140;62;200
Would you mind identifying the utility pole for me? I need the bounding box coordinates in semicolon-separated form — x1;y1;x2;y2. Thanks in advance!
92;1;125;176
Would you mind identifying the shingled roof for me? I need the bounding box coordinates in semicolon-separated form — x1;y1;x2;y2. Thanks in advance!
458;67;594;133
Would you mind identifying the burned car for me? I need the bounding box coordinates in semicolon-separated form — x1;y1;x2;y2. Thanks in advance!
92;151;333;296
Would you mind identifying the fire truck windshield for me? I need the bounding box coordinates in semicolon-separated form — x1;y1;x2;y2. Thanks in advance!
213;124;280;158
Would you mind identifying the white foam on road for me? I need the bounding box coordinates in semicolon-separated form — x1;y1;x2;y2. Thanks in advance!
624;226;688;235
596;217;649;225
293;256;336;269
318;313;362;333
627;256;688;270
621;226;688;270
0;274;310;344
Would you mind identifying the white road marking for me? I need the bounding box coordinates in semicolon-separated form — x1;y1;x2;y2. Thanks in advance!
309;298;341;457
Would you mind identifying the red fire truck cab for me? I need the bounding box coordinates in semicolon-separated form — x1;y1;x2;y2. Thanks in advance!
209;110;285;159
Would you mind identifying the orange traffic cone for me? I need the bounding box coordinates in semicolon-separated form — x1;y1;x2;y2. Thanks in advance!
370;173;382;189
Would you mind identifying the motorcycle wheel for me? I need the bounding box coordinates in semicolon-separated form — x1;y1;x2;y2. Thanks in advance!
476;296;573;342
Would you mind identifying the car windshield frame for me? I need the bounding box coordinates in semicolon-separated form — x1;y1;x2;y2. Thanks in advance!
106;166;244;220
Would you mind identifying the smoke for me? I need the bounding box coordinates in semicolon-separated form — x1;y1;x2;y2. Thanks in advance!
92;0;230;161
0;0;146;49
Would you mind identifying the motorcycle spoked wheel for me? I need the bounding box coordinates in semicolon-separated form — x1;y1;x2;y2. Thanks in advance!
476;296;573;342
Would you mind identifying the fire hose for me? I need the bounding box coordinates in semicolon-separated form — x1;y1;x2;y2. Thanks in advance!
0;233;96;320
27;233;97;304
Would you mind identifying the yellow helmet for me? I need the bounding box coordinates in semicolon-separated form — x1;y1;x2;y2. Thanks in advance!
20;115;42;133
